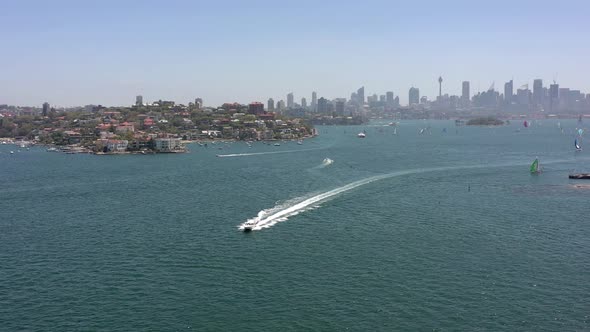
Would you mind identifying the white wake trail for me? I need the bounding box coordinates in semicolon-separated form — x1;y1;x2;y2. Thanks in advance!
217;148;323;158
239;157;590;232
239;165;474;231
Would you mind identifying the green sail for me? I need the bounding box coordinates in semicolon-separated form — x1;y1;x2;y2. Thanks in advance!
530;159;539;173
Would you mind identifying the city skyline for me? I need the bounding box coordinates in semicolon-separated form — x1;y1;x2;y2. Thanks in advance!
1;0;589;107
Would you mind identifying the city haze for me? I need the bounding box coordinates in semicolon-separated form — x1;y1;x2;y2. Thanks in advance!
1;0;589;107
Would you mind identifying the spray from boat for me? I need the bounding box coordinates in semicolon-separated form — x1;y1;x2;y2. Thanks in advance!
239;157;590;232
217;148;323;158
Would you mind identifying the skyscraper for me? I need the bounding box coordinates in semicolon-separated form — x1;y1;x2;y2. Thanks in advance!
549;83;559;112
462;81;470;104
438;76;443;98
335;99;345;115
533;79;543;107
42;102;50;116
135;95;143;106
357;86;365;105
311;91;317;112
287;93;294;108
317;97;328;113
409;87;420;106
386;91;394;105
504;80;513;104
267;98;275;111
301;98;307;109
195;98;203;109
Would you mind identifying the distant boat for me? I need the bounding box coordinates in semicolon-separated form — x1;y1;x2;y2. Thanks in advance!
243;220;256;232
523;120;529;128
10;151;14;154
357;132;366;138
274;143;281;146
578;128;584;136
297;140;303;145
575;138;582;151
530;157;540;174
393;127;397;135
569;173;590;179
46;147;58;152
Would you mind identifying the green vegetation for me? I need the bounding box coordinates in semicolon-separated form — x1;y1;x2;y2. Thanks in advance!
466;117;505;126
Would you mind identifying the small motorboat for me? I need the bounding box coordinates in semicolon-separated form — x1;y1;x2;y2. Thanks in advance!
274;143;281;146
357;132;366;138
569;173;590;179
243;220;257;232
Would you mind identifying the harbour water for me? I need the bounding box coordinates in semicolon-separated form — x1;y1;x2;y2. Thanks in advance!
1;120;589;331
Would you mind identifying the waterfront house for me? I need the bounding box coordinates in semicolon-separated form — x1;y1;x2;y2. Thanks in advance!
116;122;135;133
106;139;128;152
154;138;182;152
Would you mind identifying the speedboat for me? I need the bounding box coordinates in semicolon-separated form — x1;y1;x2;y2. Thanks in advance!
243;220;257;232
46;147;58;152
357;132;366;138
297;141;303;145
274;143;281;146
569;173;590;179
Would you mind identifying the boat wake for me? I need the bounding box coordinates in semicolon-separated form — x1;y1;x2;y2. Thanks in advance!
321;158;334;167
217;148;323;158
239;157;590;232
239;165;473;231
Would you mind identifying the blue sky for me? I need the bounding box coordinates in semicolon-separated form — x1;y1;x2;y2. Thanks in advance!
1;0;589;107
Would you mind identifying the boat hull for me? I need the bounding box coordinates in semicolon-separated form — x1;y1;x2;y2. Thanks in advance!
569;174;590;180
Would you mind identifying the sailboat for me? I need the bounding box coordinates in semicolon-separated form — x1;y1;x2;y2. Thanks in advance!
530;157;540;174
575;138;582;151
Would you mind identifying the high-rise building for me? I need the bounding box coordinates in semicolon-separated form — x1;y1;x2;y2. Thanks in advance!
504;80;513;104
195;98;203;109
438;76;443;98
277;100;285;111
301;98;307;109
135;95;143;106
248;102;265;115
379;95;386;103
462;81;470;103
311;91;317;112
335;99;345;115
533;79;543;107
517;86;531;105
267;98;275;111
386;91;394;105
317;97;328;113
409;87;420;106
42;102;50;116
287;93;294;108
357;86;365;105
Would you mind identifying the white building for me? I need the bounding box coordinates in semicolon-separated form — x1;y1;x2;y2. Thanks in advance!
154;138;182;152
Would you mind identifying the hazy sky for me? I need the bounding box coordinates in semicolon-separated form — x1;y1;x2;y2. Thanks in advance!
1;0;589;107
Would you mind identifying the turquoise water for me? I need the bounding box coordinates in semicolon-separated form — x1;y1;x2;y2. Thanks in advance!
1;120;589;331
